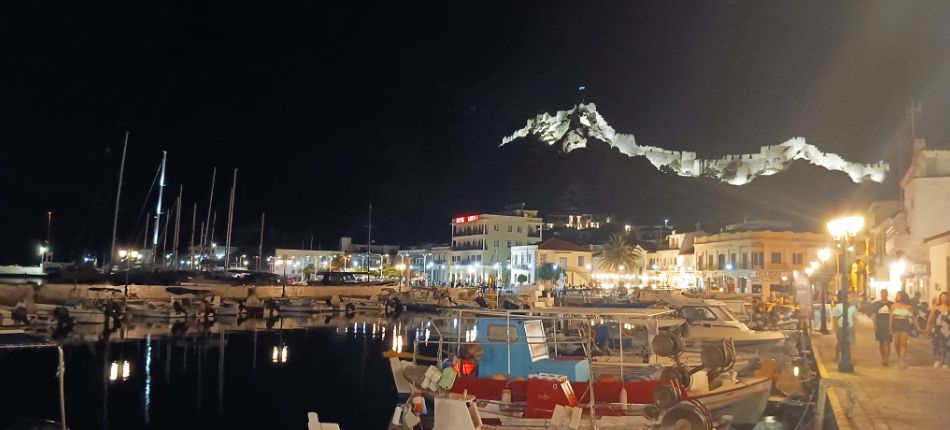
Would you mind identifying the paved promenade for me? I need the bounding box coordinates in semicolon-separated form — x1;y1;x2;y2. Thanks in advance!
812;313;950;430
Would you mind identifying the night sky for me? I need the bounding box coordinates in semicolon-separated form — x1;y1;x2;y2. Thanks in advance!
3;1;950;264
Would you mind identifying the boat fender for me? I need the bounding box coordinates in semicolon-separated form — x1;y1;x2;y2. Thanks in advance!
501;388;512;404
437;367;457;390
411;392;426;415
618;386;628;408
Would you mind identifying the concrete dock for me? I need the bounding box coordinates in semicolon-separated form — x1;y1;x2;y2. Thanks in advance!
812;314;950;430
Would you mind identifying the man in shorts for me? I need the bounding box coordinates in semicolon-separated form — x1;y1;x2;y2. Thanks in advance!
867;289;893;365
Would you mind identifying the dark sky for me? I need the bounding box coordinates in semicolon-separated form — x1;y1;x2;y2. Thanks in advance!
2;1;950;264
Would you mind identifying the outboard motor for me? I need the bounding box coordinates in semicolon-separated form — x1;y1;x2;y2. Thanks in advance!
172;300;187;316
11;306;30;326
52;306;74;329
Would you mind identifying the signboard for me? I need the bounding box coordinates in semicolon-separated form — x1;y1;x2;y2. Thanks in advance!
453;215;480;224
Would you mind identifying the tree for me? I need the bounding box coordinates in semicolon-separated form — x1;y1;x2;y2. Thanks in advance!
598;233;645;272
517;274;528;283
537;263;562;281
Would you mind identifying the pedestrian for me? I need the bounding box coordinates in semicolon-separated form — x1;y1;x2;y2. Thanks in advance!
867;288;893;366
890;290;920;368
925;291;950;369
833;289;857;364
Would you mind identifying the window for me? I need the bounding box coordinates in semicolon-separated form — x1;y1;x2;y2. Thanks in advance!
517;226;522;233
708;254;714;268
680;306;717;322
730;253;736;267
494;225;499;231
487;324;519;342
508;225;512;232
559;257;567;267
578;256;585;267
741;253;749;269
717;254;726;270
771;252;782;264
752;252;764;269
494;240;499;247
792;253;803;265
541;254;547;263
507;240;511;247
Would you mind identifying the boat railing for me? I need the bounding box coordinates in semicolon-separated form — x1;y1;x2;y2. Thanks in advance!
0;332;67;430
406;308;680;375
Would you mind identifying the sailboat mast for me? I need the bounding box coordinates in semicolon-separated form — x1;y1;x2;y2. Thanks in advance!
172;185;182;268
224;169;238;270
258;212;265;271
151;151;168;262
109;131;129;269
203;167;217;248
189;203;197;269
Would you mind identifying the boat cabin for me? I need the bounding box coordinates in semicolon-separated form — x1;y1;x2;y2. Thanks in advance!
474;318;590;382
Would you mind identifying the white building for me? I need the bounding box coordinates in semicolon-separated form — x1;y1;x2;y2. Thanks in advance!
866;138;950;303
449;207;542;285
643;230;703;289
510;238;592;286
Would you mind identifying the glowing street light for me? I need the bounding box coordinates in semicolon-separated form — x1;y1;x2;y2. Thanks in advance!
826;215;864;240
804;267;815;276
826;214;864;373
810;261;820;270
817;248;832;262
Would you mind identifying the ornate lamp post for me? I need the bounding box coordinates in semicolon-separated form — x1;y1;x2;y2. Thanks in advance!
817;248;832;334
827;215;864;373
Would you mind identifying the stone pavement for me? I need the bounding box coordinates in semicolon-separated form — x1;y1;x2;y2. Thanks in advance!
812;313;950;430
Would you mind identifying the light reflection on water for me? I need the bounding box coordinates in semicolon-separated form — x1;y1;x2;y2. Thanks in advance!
0;311;431;430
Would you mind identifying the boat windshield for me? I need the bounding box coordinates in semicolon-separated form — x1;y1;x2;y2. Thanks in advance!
711;305;737;322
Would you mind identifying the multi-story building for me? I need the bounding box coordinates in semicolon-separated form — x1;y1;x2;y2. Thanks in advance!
865;138;950;303
510;238;592;286
643;230;703;289
430;245;452;285
693;221;827;298
449;206;542;285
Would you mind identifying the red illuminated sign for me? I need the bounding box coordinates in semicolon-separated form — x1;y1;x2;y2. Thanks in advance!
454;215;480;223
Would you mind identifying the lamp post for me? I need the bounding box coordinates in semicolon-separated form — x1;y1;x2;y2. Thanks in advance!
827;215;864;373
817;248;832;334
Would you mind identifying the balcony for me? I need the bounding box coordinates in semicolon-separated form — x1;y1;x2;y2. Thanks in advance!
452;243;484;251
527;230;542;238
453;226;486;237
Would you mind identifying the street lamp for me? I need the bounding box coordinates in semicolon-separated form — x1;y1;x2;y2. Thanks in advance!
38;245;48;265
817;248;832;334
826;215;864;373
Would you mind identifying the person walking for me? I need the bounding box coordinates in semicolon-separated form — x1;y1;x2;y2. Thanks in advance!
868;288;893;366
925;291;950;369
890;291;920;369
833;289;857;364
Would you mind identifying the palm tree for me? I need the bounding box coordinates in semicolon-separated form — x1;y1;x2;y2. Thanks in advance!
598;233;645;272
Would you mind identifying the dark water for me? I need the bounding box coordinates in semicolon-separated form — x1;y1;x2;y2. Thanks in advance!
0;314;402;430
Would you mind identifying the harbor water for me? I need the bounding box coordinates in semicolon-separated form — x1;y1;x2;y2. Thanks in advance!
0;313;398;430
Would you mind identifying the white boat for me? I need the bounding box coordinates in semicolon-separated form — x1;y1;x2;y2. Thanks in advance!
276;298;333;314
34;301;107;324
655;295;785;349
126;298;189;319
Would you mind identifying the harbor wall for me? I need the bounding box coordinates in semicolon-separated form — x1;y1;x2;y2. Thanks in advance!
1;283;408;305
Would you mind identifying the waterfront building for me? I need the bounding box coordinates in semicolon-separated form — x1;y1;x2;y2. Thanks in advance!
510;238;592;286
643;230;703;289
449;205;542;285
865;138;950;303
693;221;826;298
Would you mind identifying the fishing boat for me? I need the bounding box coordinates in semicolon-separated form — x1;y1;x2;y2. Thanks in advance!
388;309;771;427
